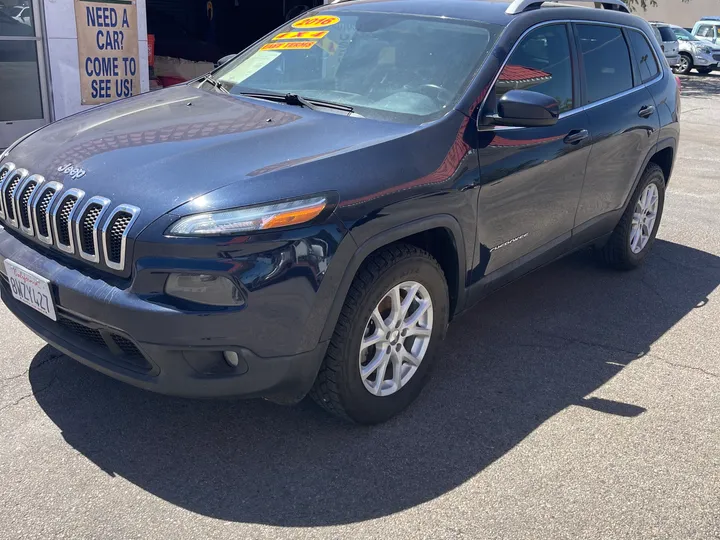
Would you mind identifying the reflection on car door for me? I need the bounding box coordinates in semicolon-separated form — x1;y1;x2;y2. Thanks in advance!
574;24;660;240
471;23;591;286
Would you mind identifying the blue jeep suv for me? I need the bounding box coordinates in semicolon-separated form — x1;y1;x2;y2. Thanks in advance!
0;0;679;423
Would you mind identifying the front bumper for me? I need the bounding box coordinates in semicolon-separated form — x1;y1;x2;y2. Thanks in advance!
693;52;718;67
0;225;337;402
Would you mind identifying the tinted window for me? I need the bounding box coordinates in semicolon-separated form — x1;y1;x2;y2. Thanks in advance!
628;30;660;83
657;27;676;42
496;24;573;113
577;24;633;103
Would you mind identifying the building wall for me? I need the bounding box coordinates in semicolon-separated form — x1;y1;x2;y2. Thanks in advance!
635;0;718;28
42;0;149;120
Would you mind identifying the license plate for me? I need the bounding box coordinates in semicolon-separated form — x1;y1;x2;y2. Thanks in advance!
3;260;57;321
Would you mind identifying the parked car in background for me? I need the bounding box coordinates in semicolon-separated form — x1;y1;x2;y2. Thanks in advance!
670;24;720;74
650;23;680;67
692;17;720;44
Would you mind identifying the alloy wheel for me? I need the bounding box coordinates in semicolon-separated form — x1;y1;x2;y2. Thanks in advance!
359;281;433;397
630;183;659;254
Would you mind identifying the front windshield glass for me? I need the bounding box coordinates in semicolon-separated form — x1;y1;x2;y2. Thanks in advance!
672;27;700;41
212;10;503;124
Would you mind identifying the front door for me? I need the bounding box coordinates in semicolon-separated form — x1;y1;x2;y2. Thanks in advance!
0;0;50;149
472;23;591;282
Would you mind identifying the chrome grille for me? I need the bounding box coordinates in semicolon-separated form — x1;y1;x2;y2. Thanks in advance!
0;162;140;272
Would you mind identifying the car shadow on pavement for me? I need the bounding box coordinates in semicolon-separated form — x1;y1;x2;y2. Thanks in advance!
678;72;720;99
29;239;719;527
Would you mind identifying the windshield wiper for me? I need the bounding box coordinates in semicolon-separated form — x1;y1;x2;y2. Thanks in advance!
237;92;356;114
200;75;229;94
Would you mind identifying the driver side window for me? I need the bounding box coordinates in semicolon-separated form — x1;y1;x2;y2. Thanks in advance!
495;24;574;113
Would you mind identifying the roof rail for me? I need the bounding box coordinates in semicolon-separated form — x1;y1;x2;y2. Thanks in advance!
700;16;720;21
506;0;629;15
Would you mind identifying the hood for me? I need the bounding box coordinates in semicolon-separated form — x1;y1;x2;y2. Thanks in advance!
6;85;416;229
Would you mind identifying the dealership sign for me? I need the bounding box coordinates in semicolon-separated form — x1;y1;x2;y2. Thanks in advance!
74;0;140;105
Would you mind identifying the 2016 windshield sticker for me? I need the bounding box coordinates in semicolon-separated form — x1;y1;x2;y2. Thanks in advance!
273;31;329;40
292;15;340;29
261;41;317;51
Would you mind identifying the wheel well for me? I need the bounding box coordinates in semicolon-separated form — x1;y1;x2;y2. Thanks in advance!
649;147;674;184
400;228;461;319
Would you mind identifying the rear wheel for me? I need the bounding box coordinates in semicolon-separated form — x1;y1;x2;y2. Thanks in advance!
673;53;693;75
600;163;666;270
310;244;449;424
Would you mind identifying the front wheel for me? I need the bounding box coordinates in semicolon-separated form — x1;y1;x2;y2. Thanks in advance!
310;244;449;424
673;53;693;75
600;163;666;270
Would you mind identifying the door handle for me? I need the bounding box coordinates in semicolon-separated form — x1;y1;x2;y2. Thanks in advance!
564;129;589;144
638;105;655;118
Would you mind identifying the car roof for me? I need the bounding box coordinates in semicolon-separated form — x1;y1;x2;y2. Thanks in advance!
322;0;640;27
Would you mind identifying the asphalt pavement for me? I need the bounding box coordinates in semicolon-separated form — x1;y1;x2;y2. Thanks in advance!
0;74;718;540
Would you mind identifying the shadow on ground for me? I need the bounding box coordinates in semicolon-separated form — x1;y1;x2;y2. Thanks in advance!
678;72;720;99
29;240;719;526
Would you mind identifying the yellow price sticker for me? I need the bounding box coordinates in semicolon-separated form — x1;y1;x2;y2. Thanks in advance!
273;31;329;40
292;15;340;29
261;41;318;51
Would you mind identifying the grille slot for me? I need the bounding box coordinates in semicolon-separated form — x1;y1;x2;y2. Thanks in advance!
17;178;39;232
57;196;78;246
33;185;59;242
102;205;139;271
76;197;110;262
2;171;24;224
51;189;84;254
0;163;14;220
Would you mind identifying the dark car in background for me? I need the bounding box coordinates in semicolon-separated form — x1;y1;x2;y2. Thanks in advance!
0;0;679;423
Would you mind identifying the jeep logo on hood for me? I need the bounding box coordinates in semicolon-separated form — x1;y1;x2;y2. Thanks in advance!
57;163;87;180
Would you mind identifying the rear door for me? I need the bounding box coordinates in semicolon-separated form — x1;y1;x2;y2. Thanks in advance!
573;24;660;238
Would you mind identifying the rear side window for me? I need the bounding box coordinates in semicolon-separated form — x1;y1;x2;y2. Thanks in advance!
496;24;574;113
696;25;715;38
576;24;633;104
628;30;660;83
657;27;676;42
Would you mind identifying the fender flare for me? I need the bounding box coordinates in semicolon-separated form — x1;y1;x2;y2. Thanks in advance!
622;136;677;211
319;214;467;343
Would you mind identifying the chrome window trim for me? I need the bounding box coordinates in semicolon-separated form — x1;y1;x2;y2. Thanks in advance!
51;188;85;254
75;196;112;263
1;168;28;229
0;162;17;220
479;19;664;129
32;182;63;245
14;174;44;236
102;205;141;272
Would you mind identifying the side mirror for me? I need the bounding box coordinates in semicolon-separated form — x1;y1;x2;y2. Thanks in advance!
485;89;560;128
216;54;236;68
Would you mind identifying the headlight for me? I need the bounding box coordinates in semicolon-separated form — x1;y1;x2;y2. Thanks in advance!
167;196;327;236
701;46;712;54
165;273;244;306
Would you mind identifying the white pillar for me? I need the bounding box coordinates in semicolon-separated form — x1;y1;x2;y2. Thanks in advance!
42;0;148;121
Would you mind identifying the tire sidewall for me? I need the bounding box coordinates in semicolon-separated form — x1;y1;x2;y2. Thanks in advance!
675;54;692;75
338;256;449;424
623;169;666;266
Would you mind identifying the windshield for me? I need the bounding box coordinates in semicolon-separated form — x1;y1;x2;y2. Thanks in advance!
212;11;503;123
672;27;700;41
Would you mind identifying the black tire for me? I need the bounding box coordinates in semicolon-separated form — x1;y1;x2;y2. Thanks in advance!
600;163;666;271
310;243;449;424
674;53;693;75
696;67;713;75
